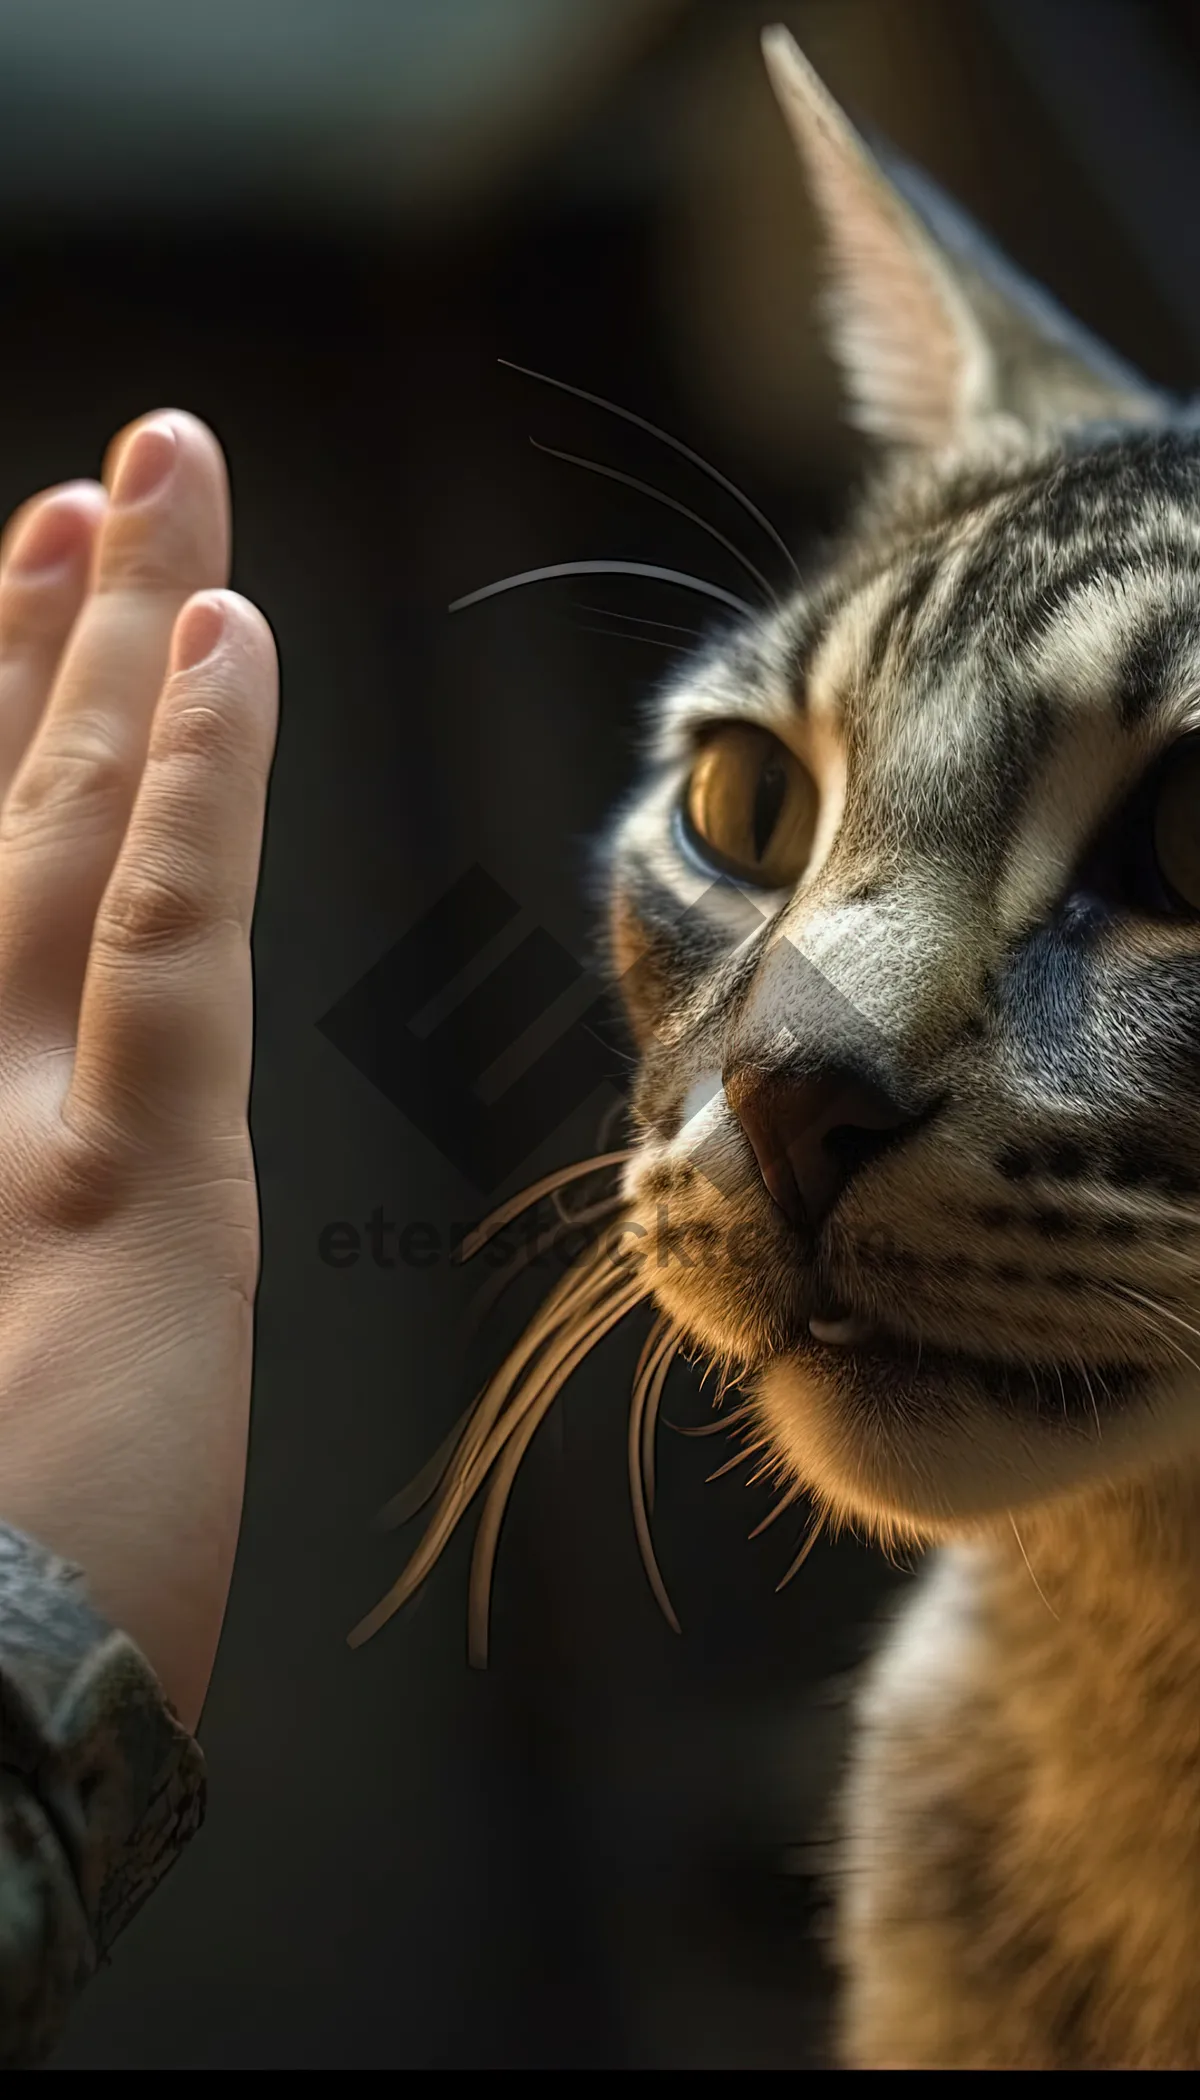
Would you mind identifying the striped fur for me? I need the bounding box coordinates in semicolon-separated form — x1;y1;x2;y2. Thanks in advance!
601;30;1200;2070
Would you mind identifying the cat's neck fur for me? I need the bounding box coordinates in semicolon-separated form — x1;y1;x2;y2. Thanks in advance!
844;1468;1200;2066
987;1462;1200;1636
967;1464;1200;1843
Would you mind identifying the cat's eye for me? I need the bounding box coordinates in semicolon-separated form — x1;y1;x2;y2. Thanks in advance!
680;724;818;889
1153;740;1200;914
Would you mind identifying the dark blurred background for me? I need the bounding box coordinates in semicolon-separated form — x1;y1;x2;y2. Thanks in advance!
4;0;1193;2068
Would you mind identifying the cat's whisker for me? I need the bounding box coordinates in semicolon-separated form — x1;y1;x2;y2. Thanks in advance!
1054;1362;1070;1426
707;1434;769;1483
1109;1280;1200;1351
714;1357;741;1410
571;603;708;638
776;1506;828;1593
533;439;777;604
443;1252;634;1511
1105;1286;1200;1383
465;1195;625;1339
1080;1360;1103;1438
664;1411;744;1438
373;1396;482;1531
1008;1513;1061;1621
467;1273;650;1666
641;1325;681;1516
631;1311;672;1427
627;1318;683;1634
576;622;696;653
629;1320;674;1540
593;1093;632;1153
748;1480;806;1542
1141;1325;1200;1384
456;1151;634;1262
746;1453;782;1488
349;1243;642;1646
449;561;755;620
499;356;800;583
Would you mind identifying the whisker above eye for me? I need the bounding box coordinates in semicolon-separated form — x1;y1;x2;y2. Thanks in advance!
449;560;756;620
570;604;709;638
531;439;777;605
498;356;801;585
574;623;698;653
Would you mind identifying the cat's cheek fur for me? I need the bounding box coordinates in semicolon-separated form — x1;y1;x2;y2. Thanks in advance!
620;1148;798;1363
607;893;661;1051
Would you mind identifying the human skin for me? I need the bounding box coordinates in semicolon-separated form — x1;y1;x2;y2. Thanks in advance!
0;411;277;1733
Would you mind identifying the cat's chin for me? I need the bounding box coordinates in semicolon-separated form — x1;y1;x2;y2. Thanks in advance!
752;1336;1160;1537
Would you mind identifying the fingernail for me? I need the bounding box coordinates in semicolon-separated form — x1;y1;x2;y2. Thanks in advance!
6;494;87;578
174;594;226;672
113;418;178;507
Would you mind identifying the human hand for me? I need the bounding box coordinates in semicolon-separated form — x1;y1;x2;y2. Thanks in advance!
0;412;277;1732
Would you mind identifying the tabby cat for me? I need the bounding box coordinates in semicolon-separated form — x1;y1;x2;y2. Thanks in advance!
359;27;1200;2072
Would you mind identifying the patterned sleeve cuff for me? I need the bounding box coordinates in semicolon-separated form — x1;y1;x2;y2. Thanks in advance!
0;1523;207;2067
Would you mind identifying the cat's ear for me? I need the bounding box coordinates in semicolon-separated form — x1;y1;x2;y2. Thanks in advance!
761;25;1166;448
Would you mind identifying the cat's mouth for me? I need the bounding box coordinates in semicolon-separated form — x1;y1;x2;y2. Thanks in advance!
806;1299;1028;1375
799;1296;1145;1431
804;1300;1000;1375
807;1306;882;1350
805;1293;924;1358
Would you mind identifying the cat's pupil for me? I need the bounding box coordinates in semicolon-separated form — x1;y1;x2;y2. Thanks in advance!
753;757;788;861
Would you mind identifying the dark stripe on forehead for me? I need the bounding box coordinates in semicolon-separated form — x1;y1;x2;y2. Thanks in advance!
931;437;1200;652
1116;614;1183;729
1017;550;1200;663
1006;551;1144;661
716;622;785;706
863;544;947;687
779;576;856;703
801;437;1200;707
1042;431;1200;530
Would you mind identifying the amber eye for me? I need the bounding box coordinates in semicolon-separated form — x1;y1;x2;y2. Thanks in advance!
1152;740;1200;913
681;724;819;889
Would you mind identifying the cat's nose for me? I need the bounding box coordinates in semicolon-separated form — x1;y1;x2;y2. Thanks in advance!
723;1063;913;1232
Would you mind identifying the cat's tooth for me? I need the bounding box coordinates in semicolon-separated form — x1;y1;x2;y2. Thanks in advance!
808;1314;866;1347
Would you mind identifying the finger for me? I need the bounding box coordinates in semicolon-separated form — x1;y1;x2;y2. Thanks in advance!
0;412;230;1050
0;477;104;573
0;483;108;796
69;590;279;1140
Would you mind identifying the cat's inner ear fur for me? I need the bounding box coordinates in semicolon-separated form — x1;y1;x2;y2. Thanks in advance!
762;25;1166;448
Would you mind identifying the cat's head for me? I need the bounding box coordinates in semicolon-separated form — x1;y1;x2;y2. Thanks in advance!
608;28;1200;1544
352;29;1200;1663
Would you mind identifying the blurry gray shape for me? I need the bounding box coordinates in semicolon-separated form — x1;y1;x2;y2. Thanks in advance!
0;0;683;221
